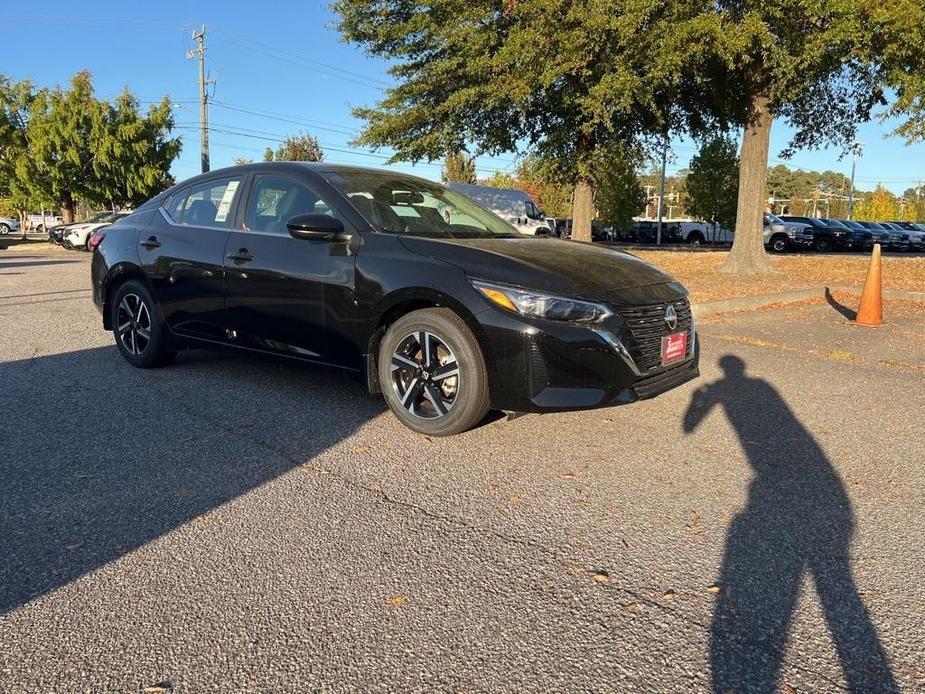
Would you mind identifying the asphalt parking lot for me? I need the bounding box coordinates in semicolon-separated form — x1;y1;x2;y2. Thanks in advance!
1;247;923;692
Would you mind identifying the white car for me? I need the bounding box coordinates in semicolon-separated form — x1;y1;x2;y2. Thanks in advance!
447;183;551;236
64;212;130;249
0;216;20;235
27;212;64;233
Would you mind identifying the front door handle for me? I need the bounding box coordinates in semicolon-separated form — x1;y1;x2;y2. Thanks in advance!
140;236;161;250
227;248;255;262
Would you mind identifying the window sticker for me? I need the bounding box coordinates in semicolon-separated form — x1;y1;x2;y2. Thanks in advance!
214;180;240;223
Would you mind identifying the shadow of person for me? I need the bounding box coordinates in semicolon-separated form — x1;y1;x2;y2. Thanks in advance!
683;355;896;692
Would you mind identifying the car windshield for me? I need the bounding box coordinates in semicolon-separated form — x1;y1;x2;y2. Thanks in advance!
85;211;117;223
765;213;785;224
322;170;518;239
823;219;849;229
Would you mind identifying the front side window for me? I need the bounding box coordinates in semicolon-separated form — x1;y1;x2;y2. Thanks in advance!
246;175;341;235
322;171;518;239
525;201;544;220
174;178;242;229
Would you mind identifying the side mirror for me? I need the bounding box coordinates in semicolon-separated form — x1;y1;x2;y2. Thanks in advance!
287;213;347;241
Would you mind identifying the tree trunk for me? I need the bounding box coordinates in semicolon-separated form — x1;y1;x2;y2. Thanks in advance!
571;178;594;242
61;193;75;225
721;91;774;274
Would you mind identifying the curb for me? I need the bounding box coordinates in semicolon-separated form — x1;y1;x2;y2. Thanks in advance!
692;286;925;318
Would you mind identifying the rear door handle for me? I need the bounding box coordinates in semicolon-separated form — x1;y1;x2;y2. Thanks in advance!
140;236;161;250
227;248;255;262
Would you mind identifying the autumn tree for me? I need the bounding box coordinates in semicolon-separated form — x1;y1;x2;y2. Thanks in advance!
264;132;324;162
442;150;476;184
853;185;900;222
686;135;739;235
482;171;516;189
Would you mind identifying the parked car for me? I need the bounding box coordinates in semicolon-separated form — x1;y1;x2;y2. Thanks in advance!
880;222;925;251
853;221;892;248
27;212;64;233
0;215;20;235
878;222;914;251
93;163;699;436
780;215;850;252
446;183;551;236
64;211;131;250
818;218;873;251
763;213;813;252
630;220;683;244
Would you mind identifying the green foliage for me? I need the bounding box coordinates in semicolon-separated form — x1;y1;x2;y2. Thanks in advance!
686;135;739;230
265;133;324;162
441;150;476;184
0;71;180;219
591;144;646;231
482;171;516;189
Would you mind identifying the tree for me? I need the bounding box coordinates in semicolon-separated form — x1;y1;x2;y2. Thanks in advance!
441;150;476;184
691;0;925;273
332;1;708;243
1;71;179;223
853;185;900;222
482;171;516;189
592;144;646;233
264;132;324;162
686;135;739;237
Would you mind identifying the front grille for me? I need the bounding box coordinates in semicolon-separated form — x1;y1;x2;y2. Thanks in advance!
633;358;698;399
617;298;693;372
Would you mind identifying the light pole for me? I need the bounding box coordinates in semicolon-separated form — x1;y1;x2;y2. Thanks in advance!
847;141;863;220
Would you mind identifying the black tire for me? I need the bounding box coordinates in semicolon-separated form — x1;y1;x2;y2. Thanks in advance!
35;224;44;234
110;279;172;368
0;223;10;235
378;308;489;436
769;234;789;253
814;236;833;253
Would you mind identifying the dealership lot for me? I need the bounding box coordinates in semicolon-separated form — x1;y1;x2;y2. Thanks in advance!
1;248;923;692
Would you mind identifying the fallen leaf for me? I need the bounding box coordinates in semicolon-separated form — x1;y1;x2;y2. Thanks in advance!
661;589;677;601
142;683;173;693
592;570;610;584
781;682;797;694
621;601;640;613
388;595;407;607
559;471;576;480
620;538;629;551
355;446;369;454
707;584;722;594
509;495;522;503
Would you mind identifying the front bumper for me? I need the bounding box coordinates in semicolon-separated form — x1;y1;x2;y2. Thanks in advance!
475;295;701;413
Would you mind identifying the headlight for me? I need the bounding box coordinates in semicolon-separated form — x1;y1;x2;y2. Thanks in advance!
472;280;612;323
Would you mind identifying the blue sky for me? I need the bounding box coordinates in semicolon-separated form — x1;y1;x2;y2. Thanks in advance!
3;2;924;195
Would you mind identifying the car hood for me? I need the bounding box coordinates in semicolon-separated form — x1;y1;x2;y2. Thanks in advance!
398;236;685;304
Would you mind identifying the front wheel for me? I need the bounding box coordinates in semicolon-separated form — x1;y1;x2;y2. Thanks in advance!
0;224;10;235
814;237;833;253
110;280;173;368
769;235;789;253
378;308;490;436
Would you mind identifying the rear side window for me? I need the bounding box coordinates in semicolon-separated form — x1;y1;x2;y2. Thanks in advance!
164;178;242;229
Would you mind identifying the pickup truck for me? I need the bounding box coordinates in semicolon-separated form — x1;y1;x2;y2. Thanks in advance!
27;212;64;233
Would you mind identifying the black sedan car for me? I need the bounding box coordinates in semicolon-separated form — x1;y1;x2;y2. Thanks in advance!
91;163;698;436
780;215;851;252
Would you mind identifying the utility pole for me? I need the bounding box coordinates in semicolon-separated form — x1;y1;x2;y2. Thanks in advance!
188;25;210;173
847;141;862;220
656;138;668;245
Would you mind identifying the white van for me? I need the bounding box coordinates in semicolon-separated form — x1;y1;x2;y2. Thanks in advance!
447;183;551;236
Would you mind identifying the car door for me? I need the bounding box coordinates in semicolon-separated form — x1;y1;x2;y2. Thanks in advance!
223;172;358;366
138;175;243;341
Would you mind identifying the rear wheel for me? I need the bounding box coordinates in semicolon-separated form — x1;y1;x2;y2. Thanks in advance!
814;236;833;253
0;223;10;235
110;280;173;368
378;308;489;436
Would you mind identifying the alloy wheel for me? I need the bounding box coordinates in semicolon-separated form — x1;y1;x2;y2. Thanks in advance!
117;293;152;356
390;331;459;419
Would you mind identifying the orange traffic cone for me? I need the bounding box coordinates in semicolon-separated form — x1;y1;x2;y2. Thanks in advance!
855;243;882;326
